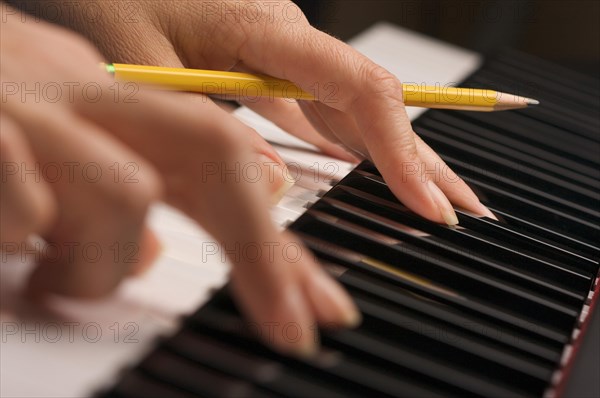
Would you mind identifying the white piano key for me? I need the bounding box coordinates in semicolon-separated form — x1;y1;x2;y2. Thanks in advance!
270;211;294;229
271;206;304;223
277;196;310;213
285;184;322;202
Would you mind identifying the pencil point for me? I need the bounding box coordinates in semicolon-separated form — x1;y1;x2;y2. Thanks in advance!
526;98;540;106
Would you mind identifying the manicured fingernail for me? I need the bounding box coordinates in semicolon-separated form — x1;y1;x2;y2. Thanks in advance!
296;336;319;359
343;307;363;328
314;270;362;328
280;285;318;358
475;201;498;220
257;155;295;205
271;173;294;205
427;180;459;226
130;230;163;276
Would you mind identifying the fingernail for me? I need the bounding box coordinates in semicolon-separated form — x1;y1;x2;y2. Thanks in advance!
314;270;362;328
296;336;319;359
258;155;295;205
280;285;318;358
427;180;459;226
271;168;295;205
475;201;498;220
130;229;162;276
343;307;363;328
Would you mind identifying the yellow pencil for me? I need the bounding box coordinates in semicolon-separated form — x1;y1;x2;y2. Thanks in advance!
104;63;539;111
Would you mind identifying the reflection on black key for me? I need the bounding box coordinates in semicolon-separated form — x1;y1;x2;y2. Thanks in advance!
111;371;195;398
167;330;283;384
141;350;255;397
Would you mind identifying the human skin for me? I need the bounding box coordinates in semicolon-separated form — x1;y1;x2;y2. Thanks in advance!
0;1;493;356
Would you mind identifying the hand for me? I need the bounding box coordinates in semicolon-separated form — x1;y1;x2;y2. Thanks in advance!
0;6;359;356
48;0;495;224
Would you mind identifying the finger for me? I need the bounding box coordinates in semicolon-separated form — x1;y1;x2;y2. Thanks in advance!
413;135;497;219
233;10;458;224
9;107;162;299
0;113;56;244
241;97;359;162
78;90;359;355
296;250;361;328
229;231;317;356
95;40;294;204
297;100;367;162
308;101;369;159
119;96;319;354
231;58;358;162
184;92;287;168
127;226;162;276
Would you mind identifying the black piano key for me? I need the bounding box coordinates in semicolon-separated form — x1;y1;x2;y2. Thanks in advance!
416;112;598;193
410;129;599;221
331;263;563;364
482;62;597;113
489;208;600;260
416;118;599;206
494;50;600;98
451;110;599;166
328;190;595;284
353;294;555;379
359;157;600;245
424;110;600;185
300;232;569;347
294;211;580;333
454;210;599;276
459;173;600;244
476;63;600;116
166;330;284;385
109;371;195;398
323;327;537;398
140;349;258;397
345;167;600;244
311;198;587;307
471;73;600;140
189;304;451;398
348;296;553;395
326;179;593;292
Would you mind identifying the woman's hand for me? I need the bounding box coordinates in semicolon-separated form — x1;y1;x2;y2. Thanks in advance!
48;0;495;224
1;6;359;357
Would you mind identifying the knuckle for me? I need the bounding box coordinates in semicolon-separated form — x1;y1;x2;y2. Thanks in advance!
103;160;162;218
399;137;420;161
365;65;404;98
349;63;405;113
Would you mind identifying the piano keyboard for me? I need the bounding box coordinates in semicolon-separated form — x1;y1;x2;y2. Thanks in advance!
99;49;600;398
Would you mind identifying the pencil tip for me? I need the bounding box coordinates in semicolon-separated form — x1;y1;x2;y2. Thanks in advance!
526;98;540;106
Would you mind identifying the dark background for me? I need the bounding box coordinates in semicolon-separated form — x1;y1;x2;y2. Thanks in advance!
295;0;600;77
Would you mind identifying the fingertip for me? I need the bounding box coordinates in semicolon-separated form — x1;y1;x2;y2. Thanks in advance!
128;227;162;276
230;265;319;358
303;266;361;329
270;176;295;205
426;180;459;226
272;283;318;357
257;154;296;205
387;174;454;226
475;201;499;221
